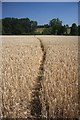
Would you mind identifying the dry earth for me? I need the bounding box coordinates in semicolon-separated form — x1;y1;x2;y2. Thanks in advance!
1;35;79;119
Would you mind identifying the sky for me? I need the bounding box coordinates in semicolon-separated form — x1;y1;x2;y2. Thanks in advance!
2;2;78;26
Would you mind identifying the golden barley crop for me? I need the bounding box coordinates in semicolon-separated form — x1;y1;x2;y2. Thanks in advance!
1;35;79;119
38;36;78;118
2;36;43;118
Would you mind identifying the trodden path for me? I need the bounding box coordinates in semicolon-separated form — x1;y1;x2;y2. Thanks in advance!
30;37;47;119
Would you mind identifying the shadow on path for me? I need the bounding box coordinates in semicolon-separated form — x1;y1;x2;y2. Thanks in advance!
30;37;46;118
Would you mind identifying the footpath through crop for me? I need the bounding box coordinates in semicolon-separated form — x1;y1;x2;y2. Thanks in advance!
30;37;47;119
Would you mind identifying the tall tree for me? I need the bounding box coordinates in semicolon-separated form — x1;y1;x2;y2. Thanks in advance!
70;23;78;35
2;17;13;34
31;21;37;32
49;18;62;35
78;25;80;36
60;25;67;35
2;17;37;35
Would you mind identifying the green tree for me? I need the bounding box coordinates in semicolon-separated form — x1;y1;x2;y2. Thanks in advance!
50;18;62;26
78;25;80;36
60;25;67;35
20;18;31;33
31;21;37;32
70;23;78;35
2;17;13;34
0;19;2;35
2;17;37;35
11;18;23;35
44;24;49;28
66;24;69;28
42;28;51;35
49;18;62;35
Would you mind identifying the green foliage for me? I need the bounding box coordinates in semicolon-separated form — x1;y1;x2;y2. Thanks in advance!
37;25;44;28
66;24;69;28
2;17;37;35
78;25;80;36
70;23;78;35
42;28;51;35
0;20;2;35
44;24;49;28
31;21;37;32
49;18;62;35
60;25;67;35
50;18;62;26
20;18;31;33
34;32;42;35
2;17;78;35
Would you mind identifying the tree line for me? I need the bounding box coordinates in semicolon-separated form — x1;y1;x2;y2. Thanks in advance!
2;17;80;35
2;18;37;35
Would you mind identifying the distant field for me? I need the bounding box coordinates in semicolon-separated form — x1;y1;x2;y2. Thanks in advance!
35;28;47;33
1;36;79;119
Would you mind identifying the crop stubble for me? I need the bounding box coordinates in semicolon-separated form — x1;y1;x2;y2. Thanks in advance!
1;36;79;119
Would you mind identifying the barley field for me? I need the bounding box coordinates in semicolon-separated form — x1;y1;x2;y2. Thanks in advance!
1;35;79;119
